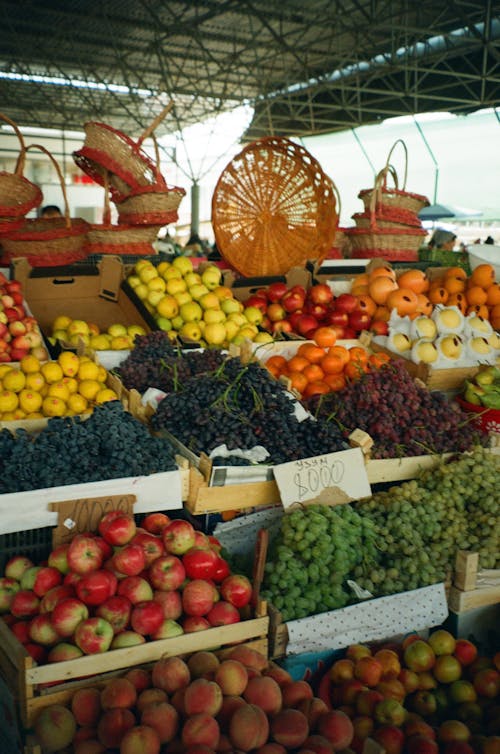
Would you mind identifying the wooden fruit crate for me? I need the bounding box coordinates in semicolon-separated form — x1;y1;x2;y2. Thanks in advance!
448;550;500;613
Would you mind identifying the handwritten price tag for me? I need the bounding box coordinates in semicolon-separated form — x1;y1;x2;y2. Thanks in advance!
273;448;371;509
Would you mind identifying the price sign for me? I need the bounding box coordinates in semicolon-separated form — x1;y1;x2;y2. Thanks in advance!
273;447;371;509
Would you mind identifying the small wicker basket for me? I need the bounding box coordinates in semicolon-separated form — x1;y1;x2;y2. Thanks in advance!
212;136;338;277
115;184;186;226
0;113;43;221
1;144;89;267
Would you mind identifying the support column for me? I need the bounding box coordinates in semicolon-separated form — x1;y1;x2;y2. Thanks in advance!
190;181;200;238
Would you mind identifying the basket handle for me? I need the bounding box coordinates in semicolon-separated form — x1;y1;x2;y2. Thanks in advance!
136;100;174;148
369;164;399;226
383;139;408;190
0;112;28;176
18;144;72;229
102;171;112;226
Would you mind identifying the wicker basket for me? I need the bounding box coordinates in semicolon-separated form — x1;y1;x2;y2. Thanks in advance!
212;136;338;277
347;227;426;260
358;140;430;215
1;144;89;267
352;206;423;230
72;102;173;202
0;113;43;220
115;184;186;226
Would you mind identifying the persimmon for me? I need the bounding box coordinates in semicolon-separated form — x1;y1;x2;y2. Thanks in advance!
368;276;398;305
324;373;346;391
444;276;466;295
373;305;391;322
313;327;337;349
287;355;310;373
348;346;369;364
466;286;488;306
428;287;449;305
351;284;370;297
266;355;287;373
415;294;433;316
327;345;351;366
320;354;345;374
352;273;370;288
397;269;429;294
447;293;467;314
386;288;419;316
355;294;377;318
470;263;495;288
303;381;331;398
444;266;467;281
466;304;489;319
369;265;396;281
297;343;325;364
288;371;308;395
486;282;500;306
303;363;325;383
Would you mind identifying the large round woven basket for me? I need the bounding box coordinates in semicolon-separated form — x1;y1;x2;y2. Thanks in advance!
212;136;338;277
0;113;43;221
1;144;89;267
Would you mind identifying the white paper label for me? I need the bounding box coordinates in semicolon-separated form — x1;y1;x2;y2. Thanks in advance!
273;447;371;508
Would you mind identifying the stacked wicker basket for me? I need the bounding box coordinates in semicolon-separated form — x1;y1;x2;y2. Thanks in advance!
346;140;429;262
72;102;185;257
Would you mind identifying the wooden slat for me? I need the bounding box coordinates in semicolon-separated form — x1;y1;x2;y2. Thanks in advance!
448;584;500;612
186;467;281;514
366;453;453;484
454;551;479;591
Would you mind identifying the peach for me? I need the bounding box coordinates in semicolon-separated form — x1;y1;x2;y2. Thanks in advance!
373;725;405;754
74;740;106;754
34;705;77;753
184;747;215;754
296;697;329;729
302;734;334;754
330;659;355;684
318;709;354;750
100;677;137;710
243;675;283;716
73;727;98;744
216;733;232;752
71;687;101;727
263;662;293;687
141;701;179;743
439;720;471;743
407;735;439;754
217;695;246;730
256;745;286;754
97;707;136;748
136;688;168;713
281;680;314;707
271;708;309;748
376;679;406;702
375;649;401;680
227;645;268;672
337;679;366;706
405;719;437;739
120;724;161;754
229;704;269;750
215;659;248;696
184;678;223;716
356;689;384;716
354;656;383;687
125;668;152;692
484;738;500;754
352;716;374;740
346;644;371;662
182;713;220;749
399;668;420;694
151;656;190;693
188;651;220;679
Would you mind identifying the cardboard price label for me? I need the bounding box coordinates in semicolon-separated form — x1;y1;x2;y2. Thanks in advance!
273;447;371;508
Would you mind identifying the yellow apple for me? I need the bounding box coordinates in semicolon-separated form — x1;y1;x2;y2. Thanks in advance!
204;322;226;345
138;265;158;284
184;272;202;288
204;309;226;325
172;256;194;276
107;323;128;338
199;292;221;310
180;322;203;342
166;278;188;296
127;325;147;338
147;276;166;293
163;267;183;281
189;284;210;301
201;265;222;290
213;285;233;300
174;291;192;307
156;295;179;319
180;301;203;322
243;306;264;326
147;290;165;308
221;298;242;315
134;283;149;301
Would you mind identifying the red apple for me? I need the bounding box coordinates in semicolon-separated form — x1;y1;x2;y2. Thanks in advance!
370;320;389;336
141;512;170;535
153;589;183;620
162;520;196;555
267;303;286;322
304;301;329;320
130;600;164;636
348;310;372;333
10;589;40;618
212;556;231;583
220;574;252;608
112;544;147;577
76;570;115;606
98;512;136;546
182;579;215;617
21;566;62;597
454;640;478;667
51;597;89;637
326;310;349;327
47;545;70;575
67;535;104;575
96;595;132;634
0;577;21;612
74;617;114;654
130;531;165;567
245;295;268;313
272;320;293;334
207;601;240;627
148;555;186;591
117;576;153;604
267;282;288;302
308;283;334;306
182;547;218;580
282;290;306;313
296;313;319;337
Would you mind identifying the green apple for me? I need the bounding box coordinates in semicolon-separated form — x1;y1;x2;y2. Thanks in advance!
156;317;172;332
221;298;242;315
180;301;203;322
172;315;184;331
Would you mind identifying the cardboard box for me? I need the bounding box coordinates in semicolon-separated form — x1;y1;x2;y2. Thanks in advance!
223;266;311;302
12;256;152;366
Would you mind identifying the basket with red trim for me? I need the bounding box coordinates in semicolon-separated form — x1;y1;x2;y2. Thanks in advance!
0;113;43;223
1;144;89;267
115;184;186;226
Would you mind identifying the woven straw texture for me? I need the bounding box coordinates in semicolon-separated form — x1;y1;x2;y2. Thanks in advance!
1;144;89;266
212;136;338;277
0;114;43;219
116;185;186;226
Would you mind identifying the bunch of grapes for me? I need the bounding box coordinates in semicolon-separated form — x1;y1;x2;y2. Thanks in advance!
0;402;178;493
352;446;500;596
117;332;226;393
151;357;347;464
305;360;487;458
261;503;379;621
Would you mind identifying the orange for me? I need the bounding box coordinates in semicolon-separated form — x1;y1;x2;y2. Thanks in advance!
313;327;337;349
288;371;308;395
466;304;489;319
368;276;398;305
428;287;449;305
486;283;500;306
265;363;282;379
444;267;467;281
287;355;310;373
327;345;350;366
348;346;369;364
444;276;466;295
344;360;369;380
397;269;429;294
297;343;326;364
320;354;345;375
466;286;488;306
303;364;325;383
470;263;495;289
324;373;346;391
303;381;331;398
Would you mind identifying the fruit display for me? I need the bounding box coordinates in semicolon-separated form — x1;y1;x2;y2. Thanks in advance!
242;280;386;340
305;359;486;458
462;366;500;410
261;448;499;621
125;257;274;347
0;402;178;493
0;272;49;363
150;352;348;464
0;352;119;421
0;510;253;665
317;634;500;751
49;315;148;351
263;339;391;398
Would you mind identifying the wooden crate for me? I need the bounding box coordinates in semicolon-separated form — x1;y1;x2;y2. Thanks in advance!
0;603;268;729
448;551;500;613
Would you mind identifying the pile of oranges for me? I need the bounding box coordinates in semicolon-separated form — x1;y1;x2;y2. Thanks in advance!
264;337;391;399
350;262;500;329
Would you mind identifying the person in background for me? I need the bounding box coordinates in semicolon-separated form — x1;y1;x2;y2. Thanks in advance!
40;205;63;218
485;236;495;245
428;229;457;251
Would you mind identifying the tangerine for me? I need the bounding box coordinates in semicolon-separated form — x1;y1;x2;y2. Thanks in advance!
327;345;350;366
324;373;346;391
320;354;345;374
397;269;429;294
344;360;369;380
369;352;391;369
349;346;369;364
466;286;488;306
303;381;331;398
303;364;325;383
297;343;326;364
313;327;337;348
288;371;308;395
266;355;288;374
470;263;495;288
287;355;310;373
